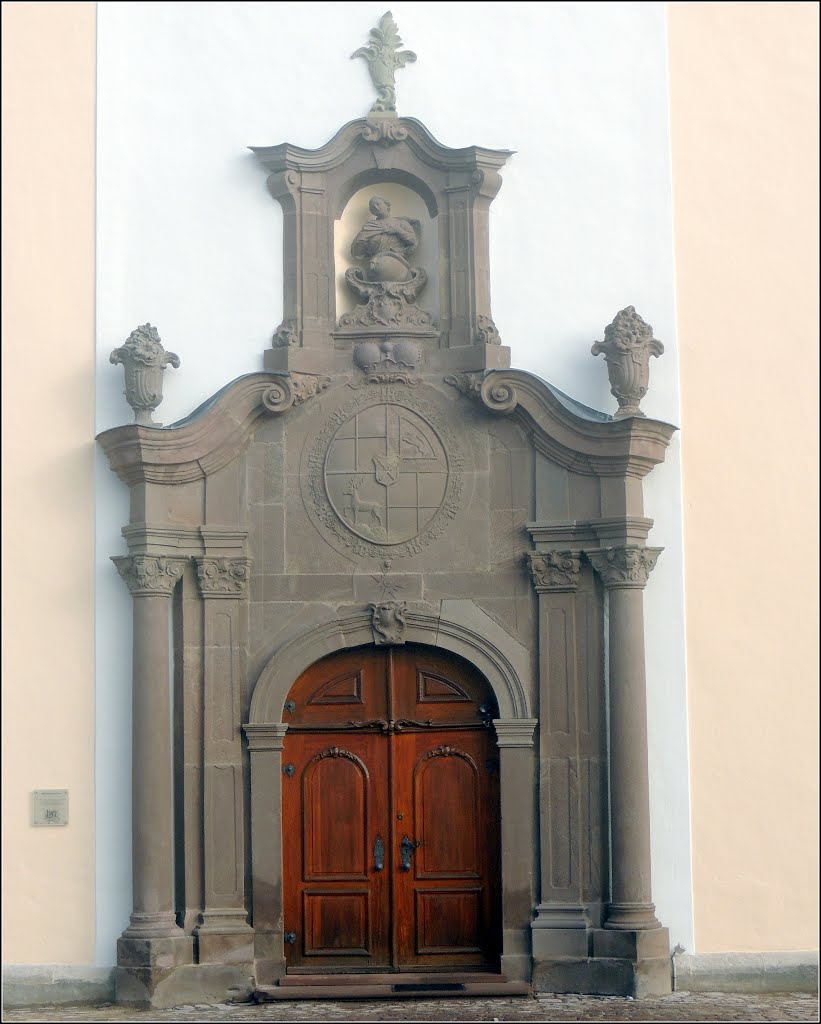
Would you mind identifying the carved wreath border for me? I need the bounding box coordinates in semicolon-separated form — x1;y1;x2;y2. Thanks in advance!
305;385;465;560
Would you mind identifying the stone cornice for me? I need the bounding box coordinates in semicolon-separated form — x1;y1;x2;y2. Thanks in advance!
527;551;581;593
586;546;663;589
121;524;248;558
113;554;186;596
527;517;655;550
195;557;252;598
446;369;676;478
250;117;512;182
96;373;330;487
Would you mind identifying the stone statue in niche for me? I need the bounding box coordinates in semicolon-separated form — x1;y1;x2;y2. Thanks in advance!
339;196;432;330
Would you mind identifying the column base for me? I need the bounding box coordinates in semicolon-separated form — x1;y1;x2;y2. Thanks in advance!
531;905;590;958
602;901;661;930
195;910;255;964
121;912;185;939
532;928;671;998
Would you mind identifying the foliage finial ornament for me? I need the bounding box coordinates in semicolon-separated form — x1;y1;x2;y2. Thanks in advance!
109;323;180;426
591;305;664;419
352;11;416;117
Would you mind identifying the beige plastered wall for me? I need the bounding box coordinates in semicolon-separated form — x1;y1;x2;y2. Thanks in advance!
668;3;819;952
1;2;97;963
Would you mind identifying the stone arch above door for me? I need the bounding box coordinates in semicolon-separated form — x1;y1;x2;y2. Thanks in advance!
248;600;534;724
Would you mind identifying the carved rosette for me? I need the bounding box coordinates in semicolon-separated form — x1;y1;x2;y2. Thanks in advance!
113;555;186;596
261;373;331;413
109;323;180;426
586;546;662;589
370;600;407;645
591;306;664;419
527;551;581;593
195;557;251;598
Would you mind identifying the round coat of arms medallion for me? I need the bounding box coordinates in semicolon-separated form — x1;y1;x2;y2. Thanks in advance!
324;404;448;544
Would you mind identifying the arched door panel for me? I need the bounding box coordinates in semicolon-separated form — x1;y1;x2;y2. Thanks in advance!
281;646;501;972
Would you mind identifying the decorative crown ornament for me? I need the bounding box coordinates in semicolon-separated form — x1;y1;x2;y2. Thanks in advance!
591;306;664;419
109;323;180;426
352;11;416;117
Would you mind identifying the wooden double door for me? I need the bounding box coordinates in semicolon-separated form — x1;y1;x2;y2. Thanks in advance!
281;645;501;972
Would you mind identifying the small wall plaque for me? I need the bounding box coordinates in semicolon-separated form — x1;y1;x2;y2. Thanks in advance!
32;790;69;827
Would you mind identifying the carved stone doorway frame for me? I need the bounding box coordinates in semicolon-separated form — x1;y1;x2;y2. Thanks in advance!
244;608;538;984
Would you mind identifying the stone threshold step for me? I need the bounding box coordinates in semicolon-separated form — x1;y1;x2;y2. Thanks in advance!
279;972;507;987
254;982;532;1001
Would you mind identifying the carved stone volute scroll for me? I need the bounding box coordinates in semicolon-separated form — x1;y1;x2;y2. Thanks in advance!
261;373;331;413
444;371;518;413
586;546;662;589
527;551;581;593
113;554;186;596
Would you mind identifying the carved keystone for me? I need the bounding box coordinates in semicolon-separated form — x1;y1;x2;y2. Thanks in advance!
370;600;407;645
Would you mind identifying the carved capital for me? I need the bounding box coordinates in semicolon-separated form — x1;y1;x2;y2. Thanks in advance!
195;557;252;598
370;600;407;645
261;373;331;413
527;551;581;593
586;546;662;589
113;554;186;596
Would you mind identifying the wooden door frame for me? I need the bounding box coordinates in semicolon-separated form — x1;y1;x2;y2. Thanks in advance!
244;606;537;985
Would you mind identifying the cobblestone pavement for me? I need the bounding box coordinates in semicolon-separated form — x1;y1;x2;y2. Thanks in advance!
3;993;818;1023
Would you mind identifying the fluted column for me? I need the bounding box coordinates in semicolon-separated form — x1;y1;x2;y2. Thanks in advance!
113;555;188;941
527;551;589;955
587;546;662;930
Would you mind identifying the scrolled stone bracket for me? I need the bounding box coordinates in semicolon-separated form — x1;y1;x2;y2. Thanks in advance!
261;373;331;414
112;554;186;596
586;546;663;590
527;550;581;593
195;557;252;598
444;371;518;413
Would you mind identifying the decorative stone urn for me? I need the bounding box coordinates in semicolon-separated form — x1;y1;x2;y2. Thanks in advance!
592;305;663;419
109;323;180;425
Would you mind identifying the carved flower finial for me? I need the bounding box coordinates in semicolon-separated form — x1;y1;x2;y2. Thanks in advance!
109;324;180;425
591;306;663;419
352;11;417;117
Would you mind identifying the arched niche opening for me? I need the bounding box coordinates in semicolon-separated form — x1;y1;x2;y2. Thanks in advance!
334;182;440;327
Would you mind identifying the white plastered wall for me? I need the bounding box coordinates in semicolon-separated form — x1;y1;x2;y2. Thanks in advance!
95;0;692;964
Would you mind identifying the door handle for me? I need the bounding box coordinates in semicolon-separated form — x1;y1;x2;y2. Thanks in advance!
373;834;384;872
400;834;421;871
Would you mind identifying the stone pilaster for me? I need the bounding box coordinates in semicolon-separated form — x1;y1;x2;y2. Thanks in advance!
194;557;254;966
112;555;193;999
493;718;538;983
243;724;289;983
585;545;671;997
527;551;590;956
